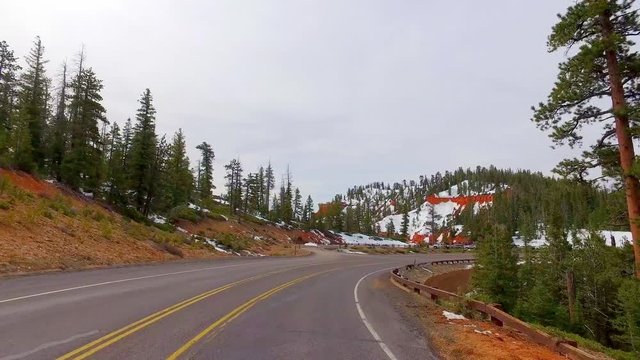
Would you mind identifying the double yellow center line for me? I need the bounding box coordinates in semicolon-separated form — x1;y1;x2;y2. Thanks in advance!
57;267;298;360
167;269;331;359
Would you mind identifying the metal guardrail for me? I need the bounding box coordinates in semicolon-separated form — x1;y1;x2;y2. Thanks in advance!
390;261;597;360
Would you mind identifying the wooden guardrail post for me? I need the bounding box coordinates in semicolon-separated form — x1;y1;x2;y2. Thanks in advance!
489;303;504;327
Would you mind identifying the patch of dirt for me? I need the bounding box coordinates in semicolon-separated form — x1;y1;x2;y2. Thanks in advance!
424;269;473;294
0;170;58;196
177;217;312;257
391;281;566;360
0;169;312;275
0;170;219;274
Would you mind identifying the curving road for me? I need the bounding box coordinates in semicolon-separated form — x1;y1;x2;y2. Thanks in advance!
0;250;469;360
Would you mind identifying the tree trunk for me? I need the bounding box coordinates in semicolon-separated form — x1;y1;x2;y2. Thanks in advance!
566;270;576;324
601;13;640;278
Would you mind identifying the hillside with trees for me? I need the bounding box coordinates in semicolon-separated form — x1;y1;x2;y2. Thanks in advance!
0;37;319;271
464;1;640;357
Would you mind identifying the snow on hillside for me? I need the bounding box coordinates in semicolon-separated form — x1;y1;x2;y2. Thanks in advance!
335;232;410;247
377;201;457;238
513;230;633;248
376;181;494;241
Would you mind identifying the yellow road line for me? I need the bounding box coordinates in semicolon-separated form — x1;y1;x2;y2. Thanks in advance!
57;267;296;360
166;270;332;360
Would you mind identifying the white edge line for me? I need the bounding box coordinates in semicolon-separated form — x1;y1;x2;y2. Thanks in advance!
354;267;399;360
0;263;251;304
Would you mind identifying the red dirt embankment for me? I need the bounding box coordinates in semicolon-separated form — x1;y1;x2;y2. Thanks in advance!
424;269;473;294
0;170;217;274
0;169;322;274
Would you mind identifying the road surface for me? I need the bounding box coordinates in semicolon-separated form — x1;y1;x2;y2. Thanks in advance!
0;249;469;360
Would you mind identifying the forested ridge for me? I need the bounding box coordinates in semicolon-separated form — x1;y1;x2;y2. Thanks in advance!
0;37;314;226
318;166;627;237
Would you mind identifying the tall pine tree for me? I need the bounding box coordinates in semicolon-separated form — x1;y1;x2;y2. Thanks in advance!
533;0;640;277
15;36;49;171
0;40;20;163
61;68;106;191
129;89;157;215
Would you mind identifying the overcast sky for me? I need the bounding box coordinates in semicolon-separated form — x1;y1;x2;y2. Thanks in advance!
3;0;579;202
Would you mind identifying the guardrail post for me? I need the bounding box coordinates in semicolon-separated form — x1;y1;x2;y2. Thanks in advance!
489;303;504;327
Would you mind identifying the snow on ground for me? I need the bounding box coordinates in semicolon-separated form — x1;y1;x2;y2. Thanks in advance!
336;232;410;247
512;229;633;248
253;214;270;222
375;181;495;241
188;203;210;213
442;310;467;321
203;238;231;254
148;214;167;225
304;242;318;247
215;198;229;205
307;230;331;245
376;198;464;240
176;227;188;234
339;249;366;255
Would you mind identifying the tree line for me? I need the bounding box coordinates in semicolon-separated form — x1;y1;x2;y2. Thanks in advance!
473;1;640;356
0;37;313;225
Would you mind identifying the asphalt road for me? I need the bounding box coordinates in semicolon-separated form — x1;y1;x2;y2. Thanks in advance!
0;250;470;360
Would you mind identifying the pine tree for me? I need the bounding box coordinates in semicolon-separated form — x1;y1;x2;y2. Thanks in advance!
15;36;49;171
472;223;519;311
386;219;396;236
121;117;133;166
49;62;68;180
400;207;410;239
0;40;20;163
614;278;640;353
281;167;294;223
60;68;106;191
532;0;640;277
293;188;302;221
164;129;194;209
104;121;127;207
195;141;214;204
302;195;314;228
145;135;169;214
128;89;157;215
264;162;274;212
257;167;265;212
224;158;242;213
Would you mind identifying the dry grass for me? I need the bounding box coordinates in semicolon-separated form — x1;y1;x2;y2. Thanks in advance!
0;169;219;274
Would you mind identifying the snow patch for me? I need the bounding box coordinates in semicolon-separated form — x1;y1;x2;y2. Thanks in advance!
474;329;492;336
337;232;410;247
148;214;167;225
442;311;466;321
188;203;210;213
513;229;632;248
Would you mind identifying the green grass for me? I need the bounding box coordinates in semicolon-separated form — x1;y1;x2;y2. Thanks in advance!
42;208;54;219
47;195;77;217
0;175;11;195
216;233;250;252
531;323;637;360
168;205;201;223
0;200;11;210
204;203;231;216
239;213;268;225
